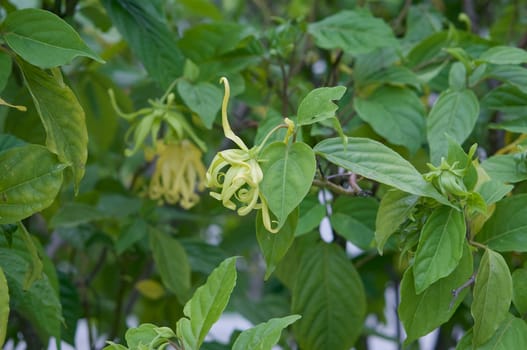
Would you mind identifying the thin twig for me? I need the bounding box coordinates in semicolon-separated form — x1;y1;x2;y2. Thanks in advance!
450;273;476;309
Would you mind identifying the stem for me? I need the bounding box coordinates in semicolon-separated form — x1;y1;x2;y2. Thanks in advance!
469;240;487;250
450;273;476;309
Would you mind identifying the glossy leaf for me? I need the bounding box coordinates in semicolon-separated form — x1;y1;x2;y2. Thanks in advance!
479;46;527;65
260;142;316;228
413;206;466;293
427;89;480;163
0;145;64;224
18;60;87;191
256;208;298;280
102;0;185;88
472;249;512;346
2;8;103;68
308;9;398;55
375;190;419;254
314;137;448;204
512;268;527;315
232;315;301;350
177;80;223;129
354;86;425;154
0;267;8;347
477;194;527;252
176;257;238;350
400;243;473;343
292;243;366;350
296;86;346;126
481;154;527;183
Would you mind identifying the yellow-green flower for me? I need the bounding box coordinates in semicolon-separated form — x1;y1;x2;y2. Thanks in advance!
149;140;206;209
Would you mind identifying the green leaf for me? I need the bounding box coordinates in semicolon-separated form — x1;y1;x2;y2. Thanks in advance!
125;323;158;348
16;223;43;290
481;154;527;183
330;196;378;250
260;142;316;228
308;9;398;55
490;117;527;133
482;84;527;114
0;134;25;155
50;203;108;228
0;51;12;93
58;271;82;345
296;86;346;126
477;180;513;205
479;46;527;65
149;229;191;303
357;65;422;89
354;86;426;154
0;145;64;224
457;315;527;350
314;137;448;204
1;9;103;68
18;59;87;191
512;268;527;315
406;30;456;80
472;249;512;346
477;194;527;252
427;89;480;163
413;206;466;294
176;257;238;350
486;65;527;94
0;267;8;347
295;194;325;236
102;0;185;88
375;190;419;254
115;218;148;255
400;243;473;344
232;315;301;350
448;62;467;90
179;0;222;20
177;80;223;129
256;208;298;280
292;243;366;350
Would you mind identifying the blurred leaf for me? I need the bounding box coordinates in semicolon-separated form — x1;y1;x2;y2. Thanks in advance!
477;180;513;205
479;46;527;65
115;218;148;255
512;268;527;315
135;279;165;300
482;154;527;183
0;267;8;347
0;51;12;93
58;271;81;346
50;203;107;228
232;315;301;350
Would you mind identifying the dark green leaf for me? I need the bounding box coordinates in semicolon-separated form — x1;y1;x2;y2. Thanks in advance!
115;218;148;255
297;86;346;126
354;86;425;154
0;267;8;346
292;243;366;350
358;65;421;89
0;145;64;224
232;315;301;350
177;80;222;129
50;203;108;228
512;268;527;315
2;8;103;68
471;249;512;346
295;194;325;236
0;51;12;93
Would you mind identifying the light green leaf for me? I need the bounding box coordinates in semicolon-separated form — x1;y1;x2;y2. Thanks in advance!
448;62;467;90
512;268;527;315
472;249;512;346
292;243;366;350
481;154;527;183
232;315;301;350
354;86;425;154
179;0;222;20
330;196;378;250
413;206;466;294
458;314;527;350
490;117;527;133
486;65;527;94
177;80;223;129
256;208;298;280
260;142;316;228
149;229;191;303
479;46;527;65
18;59;87;191
0;51;12;93
308;9;398;55
400;243;473;344
125;323;157;348
176;257;237;350
482;84;527;114
296;86;346;126
477;194;527;252
375;190;419;254
427;89;480;163
1;8;103;68
477;180;513;205
295;194;325;236
102;0;184;88
16;223;43;290
0;145;64;224
314;137;448;204
0;267;8;347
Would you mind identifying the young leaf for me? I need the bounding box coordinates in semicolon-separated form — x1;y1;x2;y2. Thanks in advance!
477;194;527;252
314;137;449;205
479;46;527;65
375;190;419;254
413;206;466;294
308;9;398;55
296;86;346;126
292;243;366;350
427;89;479;163
18;60;87;191
256;208;298;280
232;315;301;350
1;8;103;68
149;229;191;303
354;86;425;154
0;145;64;224
512;268;527;315
260;142;316;229
176;257;238;350
0;267;8;347
400;243;473;343
472;249;512;346
177;80;223;129
125;323;158;348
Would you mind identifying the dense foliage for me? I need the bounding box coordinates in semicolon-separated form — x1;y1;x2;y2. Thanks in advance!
1;0;527;349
